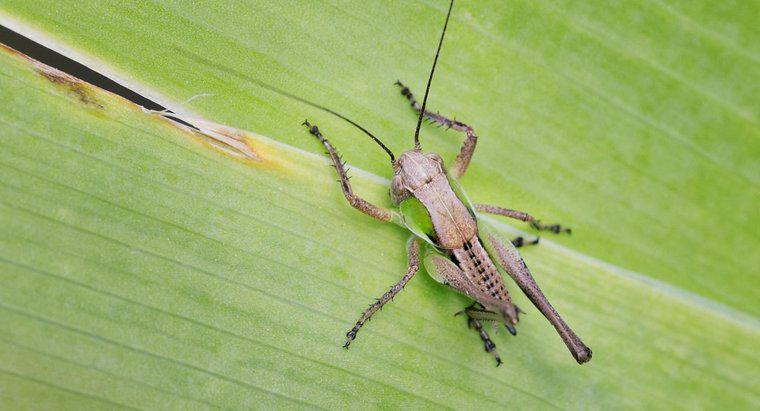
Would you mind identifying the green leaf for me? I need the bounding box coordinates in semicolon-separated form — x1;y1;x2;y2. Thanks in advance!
0;1;758;409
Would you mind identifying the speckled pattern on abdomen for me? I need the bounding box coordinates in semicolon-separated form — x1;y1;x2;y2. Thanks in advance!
452;236;513;303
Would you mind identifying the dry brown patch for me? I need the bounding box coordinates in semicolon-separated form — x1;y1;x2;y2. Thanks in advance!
0;43;104;109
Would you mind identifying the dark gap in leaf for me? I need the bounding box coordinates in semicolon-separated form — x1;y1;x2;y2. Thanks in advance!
0;24;198;131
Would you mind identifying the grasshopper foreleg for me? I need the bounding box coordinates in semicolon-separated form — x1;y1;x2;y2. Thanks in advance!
475;204;571;235
303;120;398;223
344;237;421;348
456;303;503;366
394;81;477;179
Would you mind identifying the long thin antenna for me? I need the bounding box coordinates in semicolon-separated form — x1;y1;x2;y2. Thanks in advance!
413;0;455;149
263;82;396;163
289;91;396;163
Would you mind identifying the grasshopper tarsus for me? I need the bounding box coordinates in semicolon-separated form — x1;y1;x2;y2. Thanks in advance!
511;236;540;248
530;220;572;235
394;79;414;102
464;314;503;366
302;120;319;136
344;327;360;349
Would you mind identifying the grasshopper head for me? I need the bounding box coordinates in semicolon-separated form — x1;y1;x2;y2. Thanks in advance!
391;149;444;204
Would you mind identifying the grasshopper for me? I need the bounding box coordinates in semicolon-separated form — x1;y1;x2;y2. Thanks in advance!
299;0;591;365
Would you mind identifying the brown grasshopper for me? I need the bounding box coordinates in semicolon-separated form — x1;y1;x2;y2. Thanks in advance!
299;0;591;365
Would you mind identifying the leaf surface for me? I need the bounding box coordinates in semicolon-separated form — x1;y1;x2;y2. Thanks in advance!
0;1;758;409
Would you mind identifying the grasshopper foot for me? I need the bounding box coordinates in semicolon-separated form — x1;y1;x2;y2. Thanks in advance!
301;119;322;139
511;236;540;248
344;330;357;349
482;329;503;366
530;220;571;235
460;307;505;366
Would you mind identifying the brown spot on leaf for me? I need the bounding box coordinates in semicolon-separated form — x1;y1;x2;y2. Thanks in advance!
36;67;104;109
0;43;103;109
1;43;274;168
190;119;262;162
160;116;263;163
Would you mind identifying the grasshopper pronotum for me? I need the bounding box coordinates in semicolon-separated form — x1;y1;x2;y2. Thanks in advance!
300;0;591;366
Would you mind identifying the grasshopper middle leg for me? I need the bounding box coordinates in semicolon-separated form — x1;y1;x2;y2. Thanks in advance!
395;81;477;179
303;120;398;223
475;204;571;235
344;237;421;348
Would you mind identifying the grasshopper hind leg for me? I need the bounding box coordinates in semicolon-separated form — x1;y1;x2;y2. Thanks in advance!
478;221;592;364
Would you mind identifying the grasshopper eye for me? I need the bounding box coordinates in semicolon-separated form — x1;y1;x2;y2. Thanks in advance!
391;175;404;192
426;152;443;165
390;175;410;205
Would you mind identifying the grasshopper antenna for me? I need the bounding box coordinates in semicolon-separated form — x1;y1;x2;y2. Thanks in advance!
413;0;455;149
246;77;395;163
296;96;396;164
